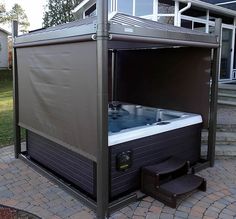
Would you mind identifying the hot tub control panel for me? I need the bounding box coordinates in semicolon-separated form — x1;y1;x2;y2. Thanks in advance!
116;151;132;171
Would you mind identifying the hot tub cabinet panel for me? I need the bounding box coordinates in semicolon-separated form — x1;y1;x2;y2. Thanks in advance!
110;124;202;199
27;131;96;197
27;123;202;200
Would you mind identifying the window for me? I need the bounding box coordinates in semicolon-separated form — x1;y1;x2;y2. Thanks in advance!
135;0;153;16
158;3;174;14
117;0;133;15
108;0;111;12
85;4;96;17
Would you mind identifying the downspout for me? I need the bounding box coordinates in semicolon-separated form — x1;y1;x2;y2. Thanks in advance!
177;2;191;26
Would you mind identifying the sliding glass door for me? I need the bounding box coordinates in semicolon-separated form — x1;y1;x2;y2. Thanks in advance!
220;28;233;80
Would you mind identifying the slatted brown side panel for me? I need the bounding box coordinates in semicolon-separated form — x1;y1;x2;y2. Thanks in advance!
110;124;202;199
27;125;202;200
27;131;95;197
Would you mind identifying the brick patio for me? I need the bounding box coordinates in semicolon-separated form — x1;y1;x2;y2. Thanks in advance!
0;146;236;219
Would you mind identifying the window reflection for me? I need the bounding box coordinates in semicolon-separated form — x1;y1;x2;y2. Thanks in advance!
135;0;153;16
117;0;133;15
108;0;111;12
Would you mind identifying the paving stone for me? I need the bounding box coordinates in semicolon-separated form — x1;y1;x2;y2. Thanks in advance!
149;206;162;214
176;206;191;213
146;212;160;219
69;210;94;219
219;213;234;219
174;210;188;218
222;208;236;216
204;209;219;218
1;146;236;219
134;207;148;216
133;216;145;219
159;213;173;219
143;196;154;203
191;206;206;214
139;201;152;208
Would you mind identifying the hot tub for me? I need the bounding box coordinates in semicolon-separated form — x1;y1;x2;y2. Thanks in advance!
27;102;203;200
108;102;202;146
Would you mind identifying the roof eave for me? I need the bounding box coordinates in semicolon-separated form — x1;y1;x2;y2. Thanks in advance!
178;0;236;17
0;27;11;36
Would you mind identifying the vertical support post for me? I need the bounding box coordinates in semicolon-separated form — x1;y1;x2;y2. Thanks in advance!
230;18;236;80
133;0;136;16
96;0;109;218
174;1;179;26
153;0;158;22
208;18;222;167
12;20;21;159
205;10;210;33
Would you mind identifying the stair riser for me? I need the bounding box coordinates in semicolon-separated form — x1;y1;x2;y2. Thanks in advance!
201;146;236;157
202;139;236;145
202;132;236;145
202;141;236;148
217;125;236;132
218;89;236;95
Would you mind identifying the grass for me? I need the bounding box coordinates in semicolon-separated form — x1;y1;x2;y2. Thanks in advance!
0;70;14;147
0;69;25;147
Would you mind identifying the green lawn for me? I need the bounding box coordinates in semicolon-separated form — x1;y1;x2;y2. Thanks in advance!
0;70;14;147
0;70;25;147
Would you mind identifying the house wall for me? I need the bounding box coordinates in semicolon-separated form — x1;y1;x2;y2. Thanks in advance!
0;31;9;69
75;0;236;81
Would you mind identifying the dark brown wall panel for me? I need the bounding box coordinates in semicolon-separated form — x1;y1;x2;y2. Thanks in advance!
116;47;211;127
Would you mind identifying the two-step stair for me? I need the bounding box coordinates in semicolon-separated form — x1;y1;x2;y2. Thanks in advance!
202;128;236;156
218;84;236;106
141;157;206;208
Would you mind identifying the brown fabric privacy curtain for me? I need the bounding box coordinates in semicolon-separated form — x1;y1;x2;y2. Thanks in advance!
17;41;98;161
116;47;211;128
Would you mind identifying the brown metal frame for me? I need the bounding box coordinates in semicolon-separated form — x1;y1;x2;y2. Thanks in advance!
12;20;21;159
96;0;109;218
208;18;222;167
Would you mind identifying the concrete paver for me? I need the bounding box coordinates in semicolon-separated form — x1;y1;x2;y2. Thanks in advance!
0;145;236;218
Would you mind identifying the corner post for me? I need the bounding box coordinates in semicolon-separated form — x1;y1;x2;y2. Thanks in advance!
96;0;109;218
12;20;21;159
208;18;222;167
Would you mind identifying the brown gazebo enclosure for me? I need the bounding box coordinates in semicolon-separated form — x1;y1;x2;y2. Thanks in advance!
12;1;221;218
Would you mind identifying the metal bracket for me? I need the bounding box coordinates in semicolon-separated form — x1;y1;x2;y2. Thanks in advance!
91;34;112;41
91;34;97;40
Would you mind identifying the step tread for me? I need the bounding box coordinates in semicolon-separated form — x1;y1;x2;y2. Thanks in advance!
143;157;187;176
218;84;236;90
218;100;236;106
218;93;236;98
160;175;204;196
201;132;236;142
